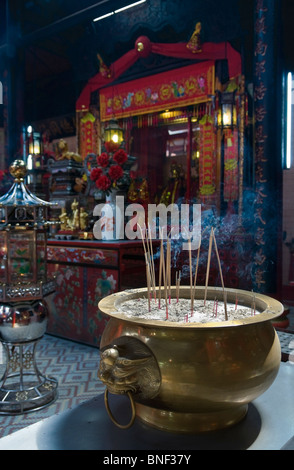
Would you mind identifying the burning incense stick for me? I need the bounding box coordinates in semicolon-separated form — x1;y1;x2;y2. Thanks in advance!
212;230;228;321
251;291;256;315
176;271;181;303
146;261;151;312
191;228;207;311
193;239;201;289
204;227;214;306
148;223;157;301
188;238;193;315
139;223;154;311
138;224;147;258
158;231;164;308
166;236;171;305
159;230;168;318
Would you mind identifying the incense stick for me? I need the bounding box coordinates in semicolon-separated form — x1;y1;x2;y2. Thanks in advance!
212;230;228;321
166;236;171;306
188;238;193;315
138;224;147;259
160;229;168;318
146;261;151;312
176;271;181;303
148;223;157;301
191;230;204;310
164;249;168;319
158;227;165;309
204;227;214;306
139;223;153;310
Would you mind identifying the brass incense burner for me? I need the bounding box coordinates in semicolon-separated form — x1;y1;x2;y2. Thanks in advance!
98;286;283;433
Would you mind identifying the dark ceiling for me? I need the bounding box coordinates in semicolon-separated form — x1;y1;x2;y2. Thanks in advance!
0;0;293;126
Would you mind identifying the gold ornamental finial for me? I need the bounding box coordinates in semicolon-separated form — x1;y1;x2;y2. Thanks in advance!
9;160;27;182
136;41;144;52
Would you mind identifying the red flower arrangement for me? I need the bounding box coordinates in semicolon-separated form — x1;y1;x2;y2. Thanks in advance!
109;164;123;181
113;149;128;165
90;148;128;194
97;152;110;168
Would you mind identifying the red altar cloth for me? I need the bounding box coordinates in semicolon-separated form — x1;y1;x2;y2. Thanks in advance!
76;39;241;112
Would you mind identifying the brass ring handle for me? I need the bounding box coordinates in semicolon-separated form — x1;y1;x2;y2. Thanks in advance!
104;388;136;429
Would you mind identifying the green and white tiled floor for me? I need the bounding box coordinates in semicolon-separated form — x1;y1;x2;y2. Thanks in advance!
277;330;294;362
0;334;104;438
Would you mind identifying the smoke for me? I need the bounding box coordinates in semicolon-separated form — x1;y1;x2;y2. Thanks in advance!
151;186;280;292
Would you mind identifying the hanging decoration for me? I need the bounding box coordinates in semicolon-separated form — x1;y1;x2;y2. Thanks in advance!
99;61;215;121
223;129;239;201
198;115;216;201
80;112;96;159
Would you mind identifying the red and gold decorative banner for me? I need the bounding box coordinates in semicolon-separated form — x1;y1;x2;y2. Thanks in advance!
223;129;239;201
99;61;215;121
199;115;216;200
79;112;96;159
76;38;241;112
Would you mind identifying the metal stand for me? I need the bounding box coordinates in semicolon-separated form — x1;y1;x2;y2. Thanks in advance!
0;338;58;415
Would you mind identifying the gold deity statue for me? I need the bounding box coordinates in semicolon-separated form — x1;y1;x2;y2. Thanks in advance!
58;199;82;232
68;199;80;230
160;163;185;205
186;22;202;53
79;207;89;231
59;208;68;231
55;139;83;163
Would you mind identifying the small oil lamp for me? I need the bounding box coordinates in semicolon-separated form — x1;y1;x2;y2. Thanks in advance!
0;160;57;414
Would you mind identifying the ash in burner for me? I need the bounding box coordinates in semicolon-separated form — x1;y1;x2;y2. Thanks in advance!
117;297;258;323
